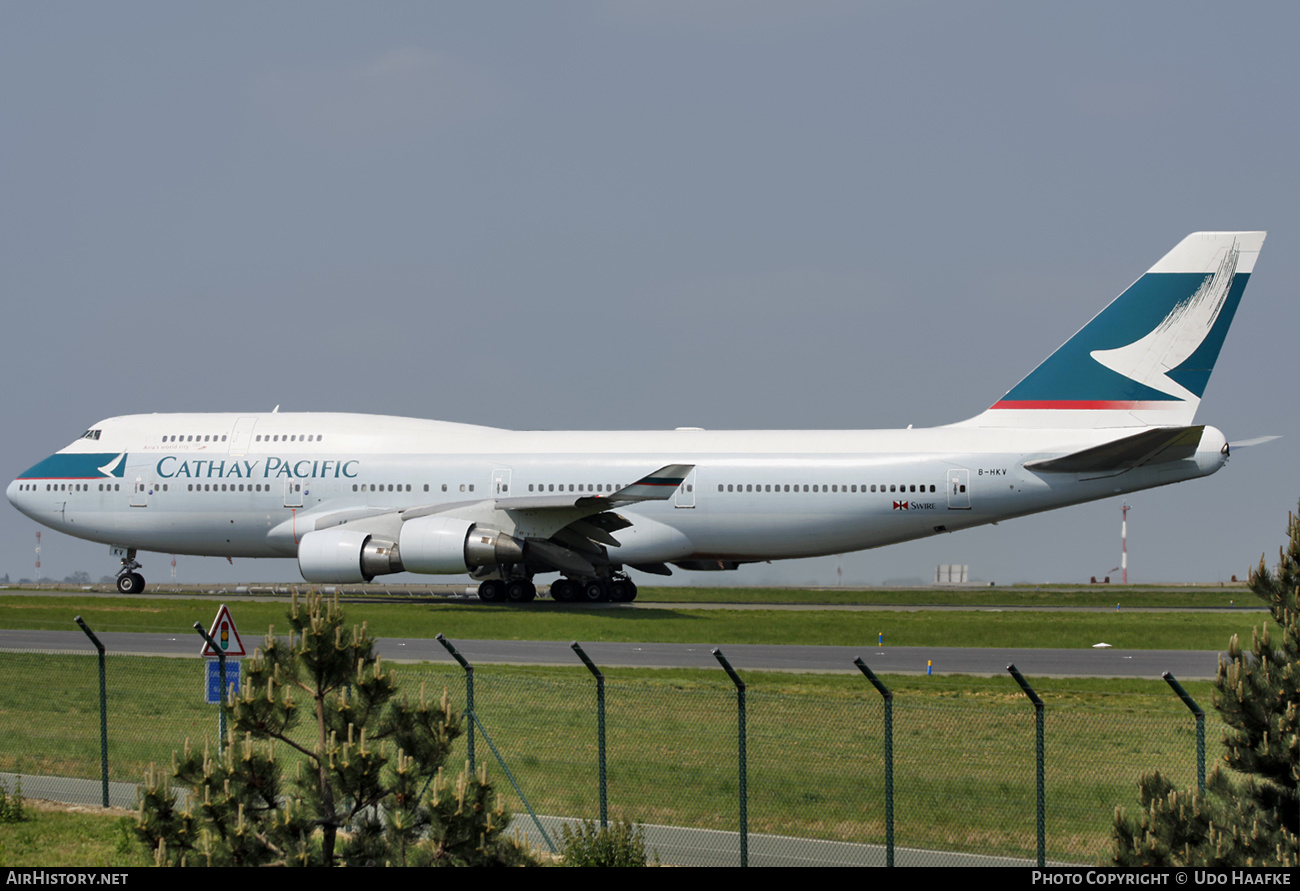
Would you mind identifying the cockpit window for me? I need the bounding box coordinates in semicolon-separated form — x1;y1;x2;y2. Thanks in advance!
81;429;102;440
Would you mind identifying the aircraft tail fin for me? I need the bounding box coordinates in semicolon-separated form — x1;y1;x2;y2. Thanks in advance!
958;231;1265;429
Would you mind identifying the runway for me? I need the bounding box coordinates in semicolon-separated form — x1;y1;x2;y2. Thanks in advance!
0;629;1223;679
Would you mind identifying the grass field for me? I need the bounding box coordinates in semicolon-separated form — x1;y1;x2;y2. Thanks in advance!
0;594;1264;651
2;581;1258;608
636;585;1253;608
0;587;1262;865
0;801;149;869
0;649;1221;865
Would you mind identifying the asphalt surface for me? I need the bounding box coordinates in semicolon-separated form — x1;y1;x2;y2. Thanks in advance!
5;772;1064;867
0;628;1223;678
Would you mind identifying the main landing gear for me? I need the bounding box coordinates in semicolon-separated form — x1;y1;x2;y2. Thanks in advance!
476;573;637;605
549;575;637;604
477;578;537;603
114;549;145;594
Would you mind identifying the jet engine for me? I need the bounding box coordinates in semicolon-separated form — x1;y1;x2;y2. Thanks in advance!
399;516;524;573
296;518;526;583
297;528;403;583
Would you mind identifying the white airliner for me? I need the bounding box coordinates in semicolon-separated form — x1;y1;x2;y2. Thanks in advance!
7;232;1268;602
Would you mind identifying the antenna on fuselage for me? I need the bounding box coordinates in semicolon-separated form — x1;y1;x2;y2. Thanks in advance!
272;405;280;413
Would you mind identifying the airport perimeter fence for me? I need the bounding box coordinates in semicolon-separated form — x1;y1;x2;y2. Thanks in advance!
0;643;1215;867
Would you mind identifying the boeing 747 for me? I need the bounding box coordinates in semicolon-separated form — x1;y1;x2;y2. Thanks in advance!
7;231;1267;602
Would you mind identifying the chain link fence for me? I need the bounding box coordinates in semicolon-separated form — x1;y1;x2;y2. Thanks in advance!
0;643;1216;866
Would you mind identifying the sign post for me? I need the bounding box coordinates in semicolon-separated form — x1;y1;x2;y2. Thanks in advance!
196;604;247;754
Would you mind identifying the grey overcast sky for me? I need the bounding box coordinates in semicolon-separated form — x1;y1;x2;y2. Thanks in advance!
3;2;1297;587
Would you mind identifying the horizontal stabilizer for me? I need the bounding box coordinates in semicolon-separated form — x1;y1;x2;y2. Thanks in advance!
1026;426;1205;475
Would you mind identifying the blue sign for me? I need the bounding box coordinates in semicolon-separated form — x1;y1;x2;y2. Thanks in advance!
205;659;241;704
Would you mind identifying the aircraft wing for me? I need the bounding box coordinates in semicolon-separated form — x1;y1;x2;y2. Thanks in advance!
490;464;695;510
1025;426;1205;476
289;464;693;578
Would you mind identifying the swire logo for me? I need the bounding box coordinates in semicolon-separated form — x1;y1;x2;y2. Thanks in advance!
893;501;908;510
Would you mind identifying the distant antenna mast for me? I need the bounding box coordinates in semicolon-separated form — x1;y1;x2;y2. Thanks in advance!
35;531;41;579
171;555;177;581
1121;502;1129;585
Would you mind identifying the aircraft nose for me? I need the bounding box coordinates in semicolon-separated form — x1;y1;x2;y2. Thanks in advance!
6;478;25;514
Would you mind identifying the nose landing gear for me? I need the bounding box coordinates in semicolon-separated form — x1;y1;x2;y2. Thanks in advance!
114;548;145;594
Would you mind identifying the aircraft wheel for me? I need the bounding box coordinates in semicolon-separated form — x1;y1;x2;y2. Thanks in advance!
505;580;533;603
477;579;504;602
551;579;577;603
608;580;633;602
580;580;608;603
117;573;144;594
625;581;638;602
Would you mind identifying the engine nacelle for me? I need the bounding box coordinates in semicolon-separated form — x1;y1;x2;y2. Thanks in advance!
298;528;403;583
398;516;525;575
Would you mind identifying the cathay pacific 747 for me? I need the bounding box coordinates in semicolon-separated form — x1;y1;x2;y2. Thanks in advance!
7;231;1267;602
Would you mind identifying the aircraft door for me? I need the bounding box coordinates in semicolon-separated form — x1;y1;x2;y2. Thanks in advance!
130;476;149;508
674;468;697;508
126;456;154;508
228;417;258;457
946;469;970;509
283;479;303;508
492;469;512;498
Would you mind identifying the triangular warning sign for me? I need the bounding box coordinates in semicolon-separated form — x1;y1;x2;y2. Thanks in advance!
201;603;247;657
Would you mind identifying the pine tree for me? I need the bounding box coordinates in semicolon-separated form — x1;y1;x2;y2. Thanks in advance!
135;591;534;866
1112;508;1300;866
